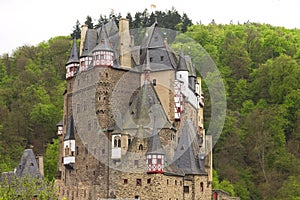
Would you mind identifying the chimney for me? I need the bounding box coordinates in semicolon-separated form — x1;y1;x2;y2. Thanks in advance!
80;24;88;56
119;18;131;68
37;155;44;178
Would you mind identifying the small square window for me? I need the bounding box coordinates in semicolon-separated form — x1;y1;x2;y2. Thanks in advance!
134;160;139;167
184;186;189;193
157;158;162;164
147;178;151;184
124;179;128;184
136;179;142;186
160;56;164;61
148;159;152;164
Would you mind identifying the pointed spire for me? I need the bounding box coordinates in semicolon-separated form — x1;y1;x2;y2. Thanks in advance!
93;24;113;52
64;115;75;141
177;49;188;71
174;121;202;175
147;115;164;155
66;38;79;65
143;50;151;84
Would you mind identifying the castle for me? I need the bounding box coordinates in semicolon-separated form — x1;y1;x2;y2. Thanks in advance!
55;18;212;200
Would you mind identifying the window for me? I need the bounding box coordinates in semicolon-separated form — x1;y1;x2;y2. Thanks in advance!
135;196;140;200
180;181;182;186
134;160;139;167
175;180;177;185
147;178;151;184
118;139;121;147
138;144;143;150
160;56;164;61
106;72;108;78
124;179;128;184
157;158;162;164
114;139;118;147
148;159;152;164
128;139;132;145
184;186;189;193
167;179;169;185
200;182;204;192
85;144;88;154
136;179;142;186
150;57;153;62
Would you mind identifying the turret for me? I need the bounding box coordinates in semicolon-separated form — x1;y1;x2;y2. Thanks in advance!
146;116;165;173
176;50;189;97
92;24;114;67
63;115;75;169
56;120;63;136
65;38;79;80
80;29;97;72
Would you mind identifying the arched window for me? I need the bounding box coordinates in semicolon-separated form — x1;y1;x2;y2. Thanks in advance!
138;144;143;150
114;139;118;147
118;139;121;147
200;182;204;192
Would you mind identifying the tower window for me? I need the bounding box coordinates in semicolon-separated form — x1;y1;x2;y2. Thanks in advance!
148;159;152;164
150;57;153;62
147;178;151;184
134;160;139;167
157;158;162;164
118;139;121;147
200;182;204;192
184;186;189;193
136;179;142;186
160;56;164;61
138;144;143;150
124;179;128;184
128;139;132;145
76;146;79;155
175;180;177;185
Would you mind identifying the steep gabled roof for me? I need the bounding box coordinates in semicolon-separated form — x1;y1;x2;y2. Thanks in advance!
64;115;75;141
123;83;172;130
81;29;97;57
174;121;206;175
139;22;177;71
93;24;113;52
66;38;79;65
15;149;42;179
147;116;164;155
177;50;188;71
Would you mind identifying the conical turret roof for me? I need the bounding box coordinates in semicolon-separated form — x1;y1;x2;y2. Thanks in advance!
64;115;75;141
66;38;79;65
93;24;113;52
177;50;188;71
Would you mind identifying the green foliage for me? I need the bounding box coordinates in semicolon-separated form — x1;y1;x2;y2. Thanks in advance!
44;139;59;181
0;175;57;199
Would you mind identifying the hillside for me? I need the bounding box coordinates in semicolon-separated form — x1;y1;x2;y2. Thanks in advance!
1;10;300;199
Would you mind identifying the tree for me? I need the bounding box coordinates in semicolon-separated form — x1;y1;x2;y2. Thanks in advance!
85;15;94;29
0;175;57;199
71;20;81;39
44;139;59;181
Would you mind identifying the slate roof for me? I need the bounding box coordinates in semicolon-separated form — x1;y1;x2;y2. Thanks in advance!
64;115;75;141
66;38;79;65
174;121;206;175
139;22;177;72
93;24;113;52
56;119;63;127
123;82;172;130
81;29;97;57
15;149;42;179
147;116;164;155
177;50;188;71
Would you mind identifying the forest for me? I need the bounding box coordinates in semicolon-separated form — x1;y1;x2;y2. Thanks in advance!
1;8;300;200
